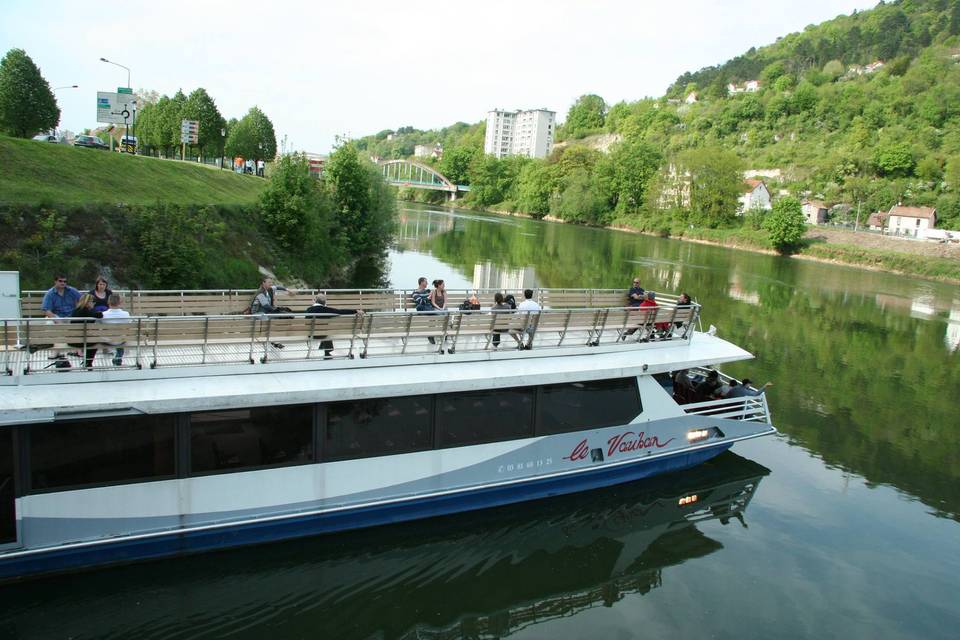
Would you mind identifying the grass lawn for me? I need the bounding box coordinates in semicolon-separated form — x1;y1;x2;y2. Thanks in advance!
0;135;265;205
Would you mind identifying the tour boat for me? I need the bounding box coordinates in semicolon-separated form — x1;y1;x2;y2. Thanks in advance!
0;287;775;580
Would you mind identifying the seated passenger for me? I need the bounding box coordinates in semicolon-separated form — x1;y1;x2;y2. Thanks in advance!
100;294;131;366
624;278;645;337
672;369;696;404
306;293;364;359
516;289;540;350
70;294;103;368
41;274;81;319
491;292;522;348
726;378;773;397
694;369;722;401
88;276;113;313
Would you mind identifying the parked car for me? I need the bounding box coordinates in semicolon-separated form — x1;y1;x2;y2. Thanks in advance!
32;133;59;143
73;135;109;150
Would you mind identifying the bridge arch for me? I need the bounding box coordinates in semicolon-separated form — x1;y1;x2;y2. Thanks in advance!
380;159;458;192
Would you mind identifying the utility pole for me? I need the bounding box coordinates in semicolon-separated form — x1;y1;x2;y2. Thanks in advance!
854;199;862;232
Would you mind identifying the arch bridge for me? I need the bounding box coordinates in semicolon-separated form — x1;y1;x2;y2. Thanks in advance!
380;160;470;200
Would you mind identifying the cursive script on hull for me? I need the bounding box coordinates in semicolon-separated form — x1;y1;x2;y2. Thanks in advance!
563;431;675;462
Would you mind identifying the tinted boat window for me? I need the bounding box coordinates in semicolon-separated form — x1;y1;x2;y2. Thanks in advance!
30;415;175;490
437;387;535;448
324;396;432;461
191;405;313;474
537;378;641;435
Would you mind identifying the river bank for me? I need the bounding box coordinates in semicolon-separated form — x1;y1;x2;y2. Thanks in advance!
476;205;960;285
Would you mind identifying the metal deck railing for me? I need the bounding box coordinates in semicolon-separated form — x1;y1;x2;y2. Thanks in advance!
1;300;700;377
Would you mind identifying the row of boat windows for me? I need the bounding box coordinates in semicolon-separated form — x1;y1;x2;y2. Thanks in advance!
24;378;642;493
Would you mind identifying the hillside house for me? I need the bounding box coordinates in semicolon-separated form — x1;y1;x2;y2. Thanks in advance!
887;205;936;238
727;80;760;95
867;212;887;232
864;60;885;73
685;91;699;104
801;200;829;225
738;179;772;212
414;143;443;160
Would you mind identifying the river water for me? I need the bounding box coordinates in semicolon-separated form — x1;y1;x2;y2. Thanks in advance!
1;204;958;639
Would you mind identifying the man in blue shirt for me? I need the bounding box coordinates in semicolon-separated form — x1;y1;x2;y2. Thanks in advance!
41;275;81;318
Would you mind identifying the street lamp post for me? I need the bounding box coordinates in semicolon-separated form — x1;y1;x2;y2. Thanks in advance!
99;57;133;152
221;128;226;171
51;86;78;137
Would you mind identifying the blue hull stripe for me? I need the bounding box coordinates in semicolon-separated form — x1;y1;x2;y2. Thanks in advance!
0;445;729;580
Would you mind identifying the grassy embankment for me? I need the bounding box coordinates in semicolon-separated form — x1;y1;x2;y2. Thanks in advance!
0;134;264;205
0;134;274;289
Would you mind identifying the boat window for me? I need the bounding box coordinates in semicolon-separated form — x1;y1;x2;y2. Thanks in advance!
537;377;641;435
190;405;313;474
323;396;433;461
30;415;176;491
436;387;535;448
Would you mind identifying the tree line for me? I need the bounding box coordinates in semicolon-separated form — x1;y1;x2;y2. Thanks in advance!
136;89;277;163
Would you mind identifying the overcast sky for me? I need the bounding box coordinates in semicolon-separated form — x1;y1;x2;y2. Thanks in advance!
4;0;878;152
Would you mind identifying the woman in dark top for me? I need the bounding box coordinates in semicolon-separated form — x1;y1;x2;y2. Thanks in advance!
70;293;104;368
89;276;112;313
429;279;447;311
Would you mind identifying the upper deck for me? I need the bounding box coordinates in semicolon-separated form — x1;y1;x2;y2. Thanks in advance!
0;288;725;391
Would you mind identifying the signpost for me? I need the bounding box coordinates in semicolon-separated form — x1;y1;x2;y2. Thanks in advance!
96;91;137;152
181;120;199;160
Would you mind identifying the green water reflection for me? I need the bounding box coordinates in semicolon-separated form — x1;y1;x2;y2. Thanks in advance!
394;204;960;520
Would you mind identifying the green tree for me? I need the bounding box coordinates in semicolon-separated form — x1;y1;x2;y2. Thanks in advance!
466;154;507;207
324;142;395;258
439;145;478;184
563;94;607;139
0;48;59;138
677;147;744;227
822;59;844;81
515;161;557;217
764;196;807;253
873;142;915;177
258;153;327;250
551;169;605;224
180;88;225;157
225;107;277;162
597;139;662;214
134;204;222;288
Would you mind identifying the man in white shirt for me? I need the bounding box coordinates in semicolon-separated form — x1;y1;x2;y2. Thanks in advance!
100;294;131;366
257;159;265;177
517;289;540;349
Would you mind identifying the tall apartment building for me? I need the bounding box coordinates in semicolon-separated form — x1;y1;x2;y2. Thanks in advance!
484;108;556;159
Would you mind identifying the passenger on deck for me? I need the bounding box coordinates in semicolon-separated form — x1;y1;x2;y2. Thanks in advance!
517;289;540;350
412;277;435;345
100;294;131;366
672;369;696;404
624;278;645;337
88;276;113;312
695;369;722;401
429;280;451;352
727;378;773;397
70;294;103;368
675;292;693;331
412;277;431;311
250;277;288;314
41;275;81;319
491;292;522;349
306;293;364;359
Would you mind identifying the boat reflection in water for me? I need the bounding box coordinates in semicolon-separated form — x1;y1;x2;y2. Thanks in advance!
0;452;769;640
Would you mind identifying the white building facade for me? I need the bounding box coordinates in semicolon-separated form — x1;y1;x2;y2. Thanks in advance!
484;108;556;159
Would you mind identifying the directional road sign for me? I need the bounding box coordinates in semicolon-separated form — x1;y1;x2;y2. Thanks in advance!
96;91;136;125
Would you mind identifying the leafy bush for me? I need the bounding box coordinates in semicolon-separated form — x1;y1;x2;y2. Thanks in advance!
763;196;807;253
